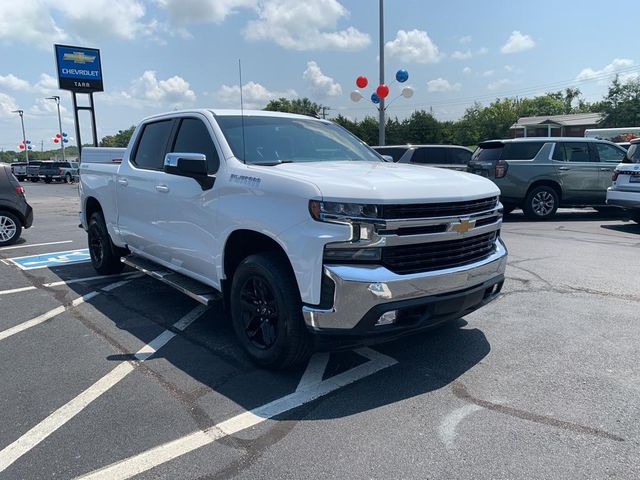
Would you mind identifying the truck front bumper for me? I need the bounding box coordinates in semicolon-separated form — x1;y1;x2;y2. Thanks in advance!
303;239;507;337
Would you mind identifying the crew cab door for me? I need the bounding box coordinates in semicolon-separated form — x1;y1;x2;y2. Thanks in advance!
154;116;221;283
116;119;173;258
551;142;601;204
593;142;627;200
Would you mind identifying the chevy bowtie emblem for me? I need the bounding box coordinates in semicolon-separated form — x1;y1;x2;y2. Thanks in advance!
449;218;476;234
63;52;96;64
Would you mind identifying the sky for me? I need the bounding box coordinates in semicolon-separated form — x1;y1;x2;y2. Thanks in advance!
1;0;639;153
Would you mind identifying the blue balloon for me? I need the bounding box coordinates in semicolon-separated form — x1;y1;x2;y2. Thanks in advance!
396;69;409;83
63;138;69;143
371;92;380;104
62;132;68;137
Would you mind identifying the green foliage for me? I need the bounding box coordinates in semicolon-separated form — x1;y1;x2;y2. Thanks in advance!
100;126;136;147
599;76;640;127
264;97;324;117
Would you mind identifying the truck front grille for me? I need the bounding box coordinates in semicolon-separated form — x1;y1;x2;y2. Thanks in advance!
380;196;498;219
381;231;498;274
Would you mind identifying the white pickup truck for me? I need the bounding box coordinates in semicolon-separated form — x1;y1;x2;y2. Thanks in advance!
80;109;507;368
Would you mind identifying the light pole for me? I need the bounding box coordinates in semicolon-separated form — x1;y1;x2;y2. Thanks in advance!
11;109;28;163
46;96;65;162
378;0;385;146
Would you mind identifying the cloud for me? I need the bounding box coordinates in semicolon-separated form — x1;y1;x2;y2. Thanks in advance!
576;58;639;84
487;78;514;91
105;71;196;108
504;65;514;72
451;50;472;61
482;70;495;77
156;0;257;25
459;35;472;44
500;31;535;54
0;0;67;48
244;0;370;51
0;92;18;118
426;78;461;93
0;74;31;91
477;47;489;55
385;29;443;64
463;67;472;75
216;81;298;109
303;61;342;98
0;73;59;95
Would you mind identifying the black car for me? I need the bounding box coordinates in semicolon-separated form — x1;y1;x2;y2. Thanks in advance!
0;164;33;246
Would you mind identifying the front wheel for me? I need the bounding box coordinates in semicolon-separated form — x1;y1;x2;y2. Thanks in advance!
230;252;312;369
0;211;22;247
88;212;127;275
523;186;559;220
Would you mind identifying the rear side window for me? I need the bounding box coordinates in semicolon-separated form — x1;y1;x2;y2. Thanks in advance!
552;142;592;162
419;147;448;164
449;148;472;165
626;144;640;163
595;143;626;163
132;120;174;170
472;143;503;162
374;147;408;162
171;118;220;174
501;142;544;160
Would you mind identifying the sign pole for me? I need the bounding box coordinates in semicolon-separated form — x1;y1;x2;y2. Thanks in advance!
71;93;83;157
89;93;98;147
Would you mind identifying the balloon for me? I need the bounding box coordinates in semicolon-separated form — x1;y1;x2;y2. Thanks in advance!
27;145;32;150
396;69;409;83
356;75;368;88
18;144;24;149
53;138;59;143
401;86;414;98
350;90;363;102
62;132;67;137
63;138;69;143
376;84;389;99
371;92;380;104
56;133;61;138
25;140;31;144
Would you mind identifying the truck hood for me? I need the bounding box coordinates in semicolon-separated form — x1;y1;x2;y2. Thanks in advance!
269;161;500;203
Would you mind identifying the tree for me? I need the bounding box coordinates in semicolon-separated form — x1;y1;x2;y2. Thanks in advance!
100;126;136;147
264;97;324;117
599;76;640;127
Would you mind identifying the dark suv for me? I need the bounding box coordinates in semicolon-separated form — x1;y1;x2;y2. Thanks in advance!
468;138;627;219
372;145;472;171
0;164;33;246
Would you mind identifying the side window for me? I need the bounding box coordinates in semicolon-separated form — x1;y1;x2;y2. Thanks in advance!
502;142;545;160
422;147;448;164
595;143;626;163
132;120;174;170
375;147;407;162
552;143;566;161
172;118;220;174
449;148;472;165
554;142;592;162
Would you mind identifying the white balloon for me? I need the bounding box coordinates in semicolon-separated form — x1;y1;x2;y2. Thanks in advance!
350;90;363;102
401;86;414;98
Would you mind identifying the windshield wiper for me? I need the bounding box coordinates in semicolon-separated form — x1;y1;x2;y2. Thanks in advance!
249;159;295;166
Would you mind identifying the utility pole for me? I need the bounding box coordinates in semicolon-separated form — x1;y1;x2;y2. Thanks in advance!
40;140;44;152
320;106;330;119
46;96;65;162
11;109;28;163
378;0;385;146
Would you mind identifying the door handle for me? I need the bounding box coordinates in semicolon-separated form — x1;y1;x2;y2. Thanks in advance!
558;167;570;171
155;184;170;193
117;178;128;186
600;168;611;171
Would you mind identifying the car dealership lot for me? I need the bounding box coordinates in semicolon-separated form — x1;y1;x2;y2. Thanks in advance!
1;182;639;479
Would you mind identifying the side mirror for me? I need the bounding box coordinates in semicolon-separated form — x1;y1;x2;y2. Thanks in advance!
381;154;394;162
163;152;214;190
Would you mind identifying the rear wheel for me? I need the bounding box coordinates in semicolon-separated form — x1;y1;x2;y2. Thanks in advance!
88;212;127;275
44;177;52;184
523;186;559;220
0;211;22;247
230;252;312;369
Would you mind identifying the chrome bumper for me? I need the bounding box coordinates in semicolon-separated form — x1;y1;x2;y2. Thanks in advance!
303;239;507;331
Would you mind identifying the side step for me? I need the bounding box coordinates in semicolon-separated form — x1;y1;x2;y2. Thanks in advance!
121;255;221;306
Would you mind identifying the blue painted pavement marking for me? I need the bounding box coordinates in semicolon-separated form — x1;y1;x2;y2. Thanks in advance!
9;249;91;270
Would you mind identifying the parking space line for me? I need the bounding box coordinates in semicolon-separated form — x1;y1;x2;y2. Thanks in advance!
0;305;208;474
0;286;37;296
0;272;140;297
0;240;73;252
74;347;397;480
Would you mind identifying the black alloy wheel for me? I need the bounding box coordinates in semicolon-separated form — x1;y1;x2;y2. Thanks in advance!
239;276;279;349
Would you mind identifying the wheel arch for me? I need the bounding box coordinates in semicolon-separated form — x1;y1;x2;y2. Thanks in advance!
0;206;27;225
526;179;562;202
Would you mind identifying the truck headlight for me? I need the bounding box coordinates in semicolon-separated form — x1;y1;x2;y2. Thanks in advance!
323;247;382;263
309;200;379;222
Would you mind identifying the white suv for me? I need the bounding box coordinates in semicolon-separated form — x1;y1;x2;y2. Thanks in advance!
607;138;640;223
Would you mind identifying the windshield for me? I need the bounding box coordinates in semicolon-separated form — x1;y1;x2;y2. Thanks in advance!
215;115;383;165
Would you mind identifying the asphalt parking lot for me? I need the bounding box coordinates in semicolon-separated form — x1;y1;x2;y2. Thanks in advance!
1;182;639;479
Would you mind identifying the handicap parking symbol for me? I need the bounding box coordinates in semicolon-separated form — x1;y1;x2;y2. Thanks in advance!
9;249;91;270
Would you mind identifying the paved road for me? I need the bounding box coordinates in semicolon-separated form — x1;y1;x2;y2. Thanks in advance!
1;182;639;479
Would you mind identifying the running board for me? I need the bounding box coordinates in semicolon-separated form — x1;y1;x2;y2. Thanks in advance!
121;255;221;306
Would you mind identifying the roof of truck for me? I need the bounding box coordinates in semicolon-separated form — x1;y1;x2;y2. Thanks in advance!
140;109;329;124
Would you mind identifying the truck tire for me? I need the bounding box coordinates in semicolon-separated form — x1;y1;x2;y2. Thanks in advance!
88;212;126;275
44;177;52;184
523;186;559;220
0;211;22;247
230;252;312;369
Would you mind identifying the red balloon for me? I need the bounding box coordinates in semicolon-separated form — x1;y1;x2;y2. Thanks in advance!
19;144;25;149
356;75;368;89
376;84;389;99
55;133;61;138
53;138;59;143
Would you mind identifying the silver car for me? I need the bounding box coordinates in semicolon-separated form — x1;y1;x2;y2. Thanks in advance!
372;145;472;171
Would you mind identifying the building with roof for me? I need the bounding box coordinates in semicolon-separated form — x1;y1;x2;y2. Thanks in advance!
510;113;604;138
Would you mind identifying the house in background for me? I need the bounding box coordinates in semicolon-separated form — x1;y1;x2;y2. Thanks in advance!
510;113;604;138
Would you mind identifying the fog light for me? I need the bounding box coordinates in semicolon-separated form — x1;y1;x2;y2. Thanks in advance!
375;310;397;326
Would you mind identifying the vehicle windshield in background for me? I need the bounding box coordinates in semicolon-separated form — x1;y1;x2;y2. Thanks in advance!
216;115;383;165
471;142;504;163
625;143;640;163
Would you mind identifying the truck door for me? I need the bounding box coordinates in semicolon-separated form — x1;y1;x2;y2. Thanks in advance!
593;142;627;202
551;142;601;204
155;116;221;282
116;119;173;259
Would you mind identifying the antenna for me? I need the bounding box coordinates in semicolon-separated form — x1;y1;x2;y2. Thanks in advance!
238;59;247;163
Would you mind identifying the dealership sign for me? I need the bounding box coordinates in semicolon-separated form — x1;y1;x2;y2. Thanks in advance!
54;44;103;93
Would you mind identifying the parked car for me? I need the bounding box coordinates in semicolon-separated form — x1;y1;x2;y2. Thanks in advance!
0;164;33;246
606;138;640;223
80;109;506;368
10;162;28;181
26;161;44;182
468;137;627;219
38;161;80;183
372;145;473;171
